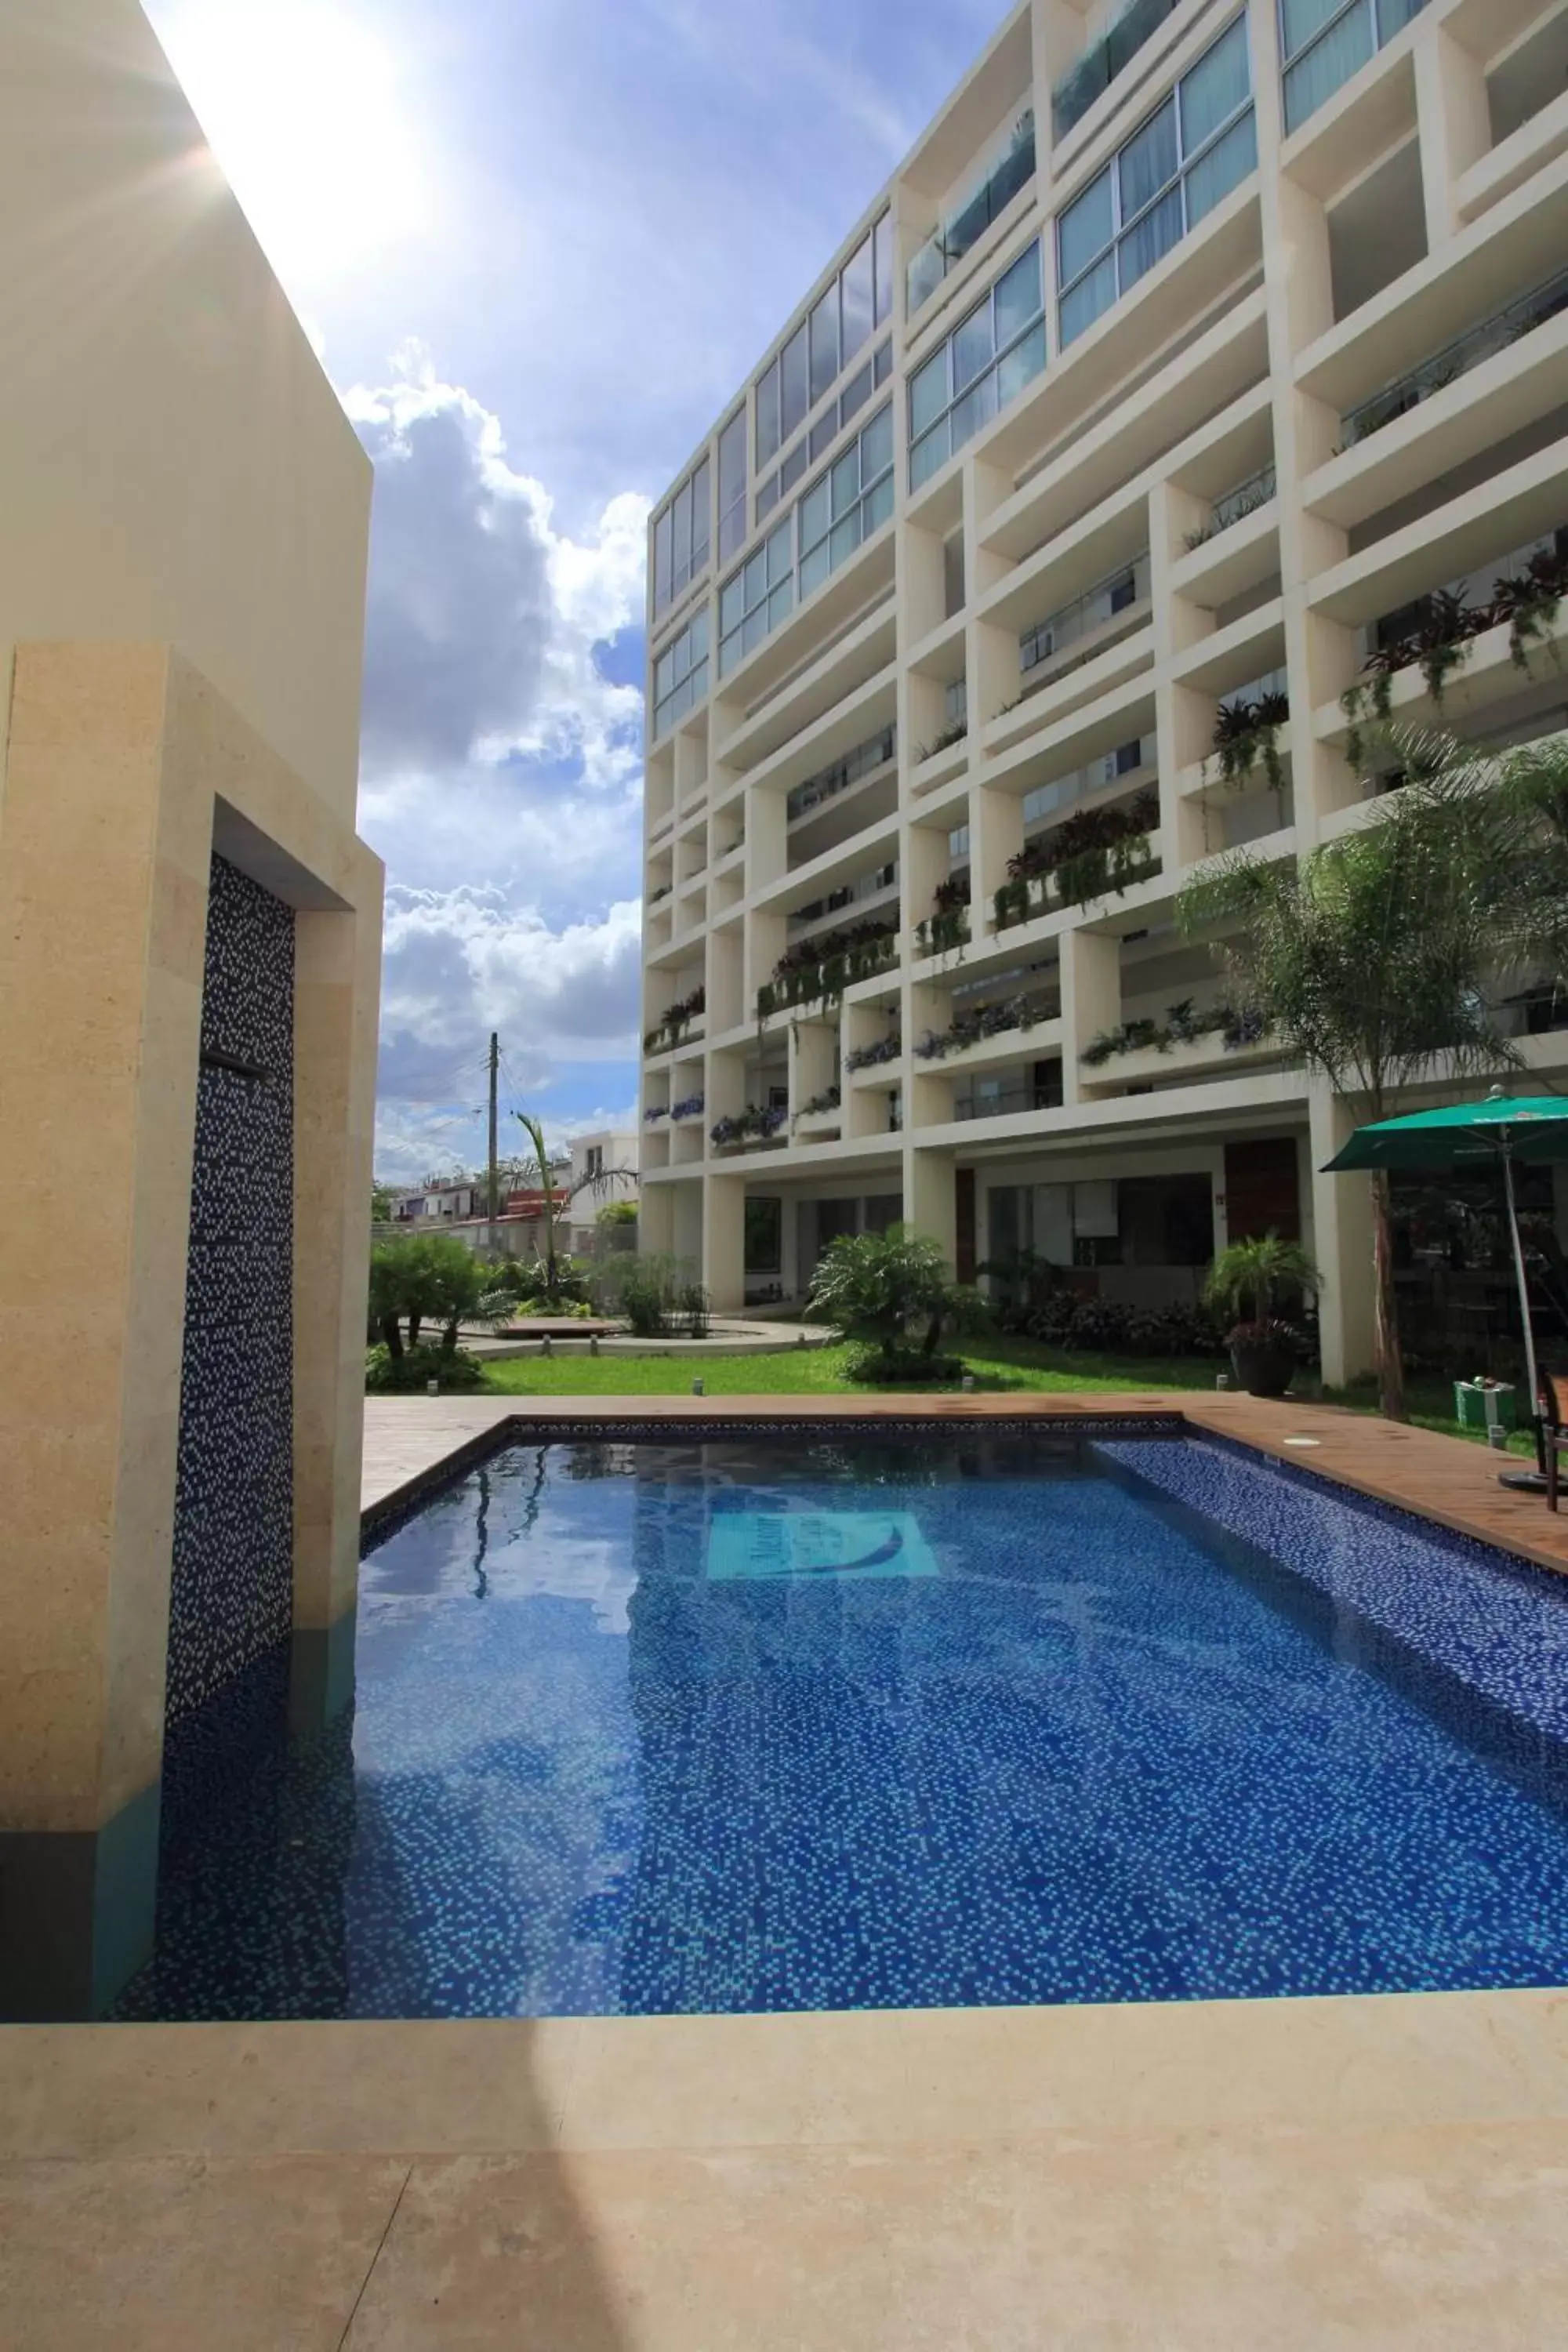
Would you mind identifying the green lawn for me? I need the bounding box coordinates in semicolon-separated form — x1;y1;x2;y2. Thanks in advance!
477;1339;1536;1454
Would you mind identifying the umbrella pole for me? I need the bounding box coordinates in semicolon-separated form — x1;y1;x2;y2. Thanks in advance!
1501;1147;1546;1480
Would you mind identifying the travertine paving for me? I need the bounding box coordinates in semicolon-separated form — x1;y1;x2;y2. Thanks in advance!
5;1992;1568;2347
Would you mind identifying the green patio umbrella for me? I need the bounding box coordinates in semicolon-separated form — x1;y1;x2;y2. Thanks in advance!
1324;1090;1568;1484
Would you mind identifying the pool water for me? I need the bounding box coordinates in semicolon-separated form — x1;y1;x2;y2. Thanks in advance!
118;1427;1568;2020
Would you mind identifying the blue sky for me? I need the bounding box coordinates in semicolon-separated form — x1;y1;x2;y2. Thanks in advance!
143;0;1012;1180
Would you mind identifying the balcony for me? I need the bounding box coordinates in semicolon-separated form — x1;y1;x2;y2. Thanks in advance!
1051;0;1184;143
907;108;1037;315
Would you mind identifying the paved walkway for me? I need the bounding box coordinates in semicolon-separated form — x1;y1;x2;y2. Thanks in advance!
464;1315;832;1361
5;1988;1568;2346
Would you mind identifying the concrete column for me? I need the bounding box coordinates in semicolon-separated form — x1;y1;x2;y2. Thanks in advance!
1061;928;1121;1106
1309;1085;1377;1388
640;1180;677;1255
292;852;383;1731
702;1171;748;1310
904;1142;957;1268
0;646;198;2019
1415;25;1492;252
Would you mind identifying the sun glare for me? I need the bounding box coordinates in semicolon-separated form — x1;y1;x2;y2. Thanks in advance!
154;0;428;284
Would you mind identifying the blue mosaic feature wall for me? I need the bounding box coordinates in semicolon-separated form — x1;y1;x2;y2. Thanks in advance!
119;1428;1568;2020
165;854;295;1728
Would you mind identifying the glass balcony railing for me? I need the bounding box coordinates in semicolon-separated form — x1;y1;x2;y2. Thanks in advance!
1019;554;1151;677
1051;0;1183;142
1343;265;1568;446
907;110;1036;315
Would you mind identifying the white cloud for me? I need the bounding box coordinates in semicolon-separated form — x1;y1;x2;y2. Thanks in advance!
347;347;647;790
338;351;653;1181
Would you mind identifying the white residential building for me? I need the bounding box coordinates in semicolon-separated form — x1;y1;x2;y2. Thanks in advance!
640;0;1568;1377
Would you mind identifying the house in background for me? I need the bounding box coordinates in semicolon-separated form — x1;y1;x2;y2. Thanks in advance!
568;1127;641;1254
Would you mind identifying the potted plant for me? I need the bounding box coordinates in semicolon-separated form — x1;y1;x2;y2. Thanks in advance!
1204;1232;1323;1398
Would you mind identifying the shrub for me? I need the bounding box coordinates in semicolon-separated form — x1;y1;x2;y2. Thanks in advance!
366;1340;488;1394
367;1232;511;1355
845;1347;967;1385
807;1223;989;1373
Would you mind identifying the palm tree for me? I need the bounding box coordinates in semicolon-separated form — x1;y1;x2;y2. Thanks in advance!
511;1112;639;1301
1178;760;1534;1421
806;1224;988;1377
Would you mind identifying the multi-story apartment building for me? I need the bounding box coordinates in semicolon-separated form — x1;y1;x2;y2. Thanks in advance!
639;0;1568;1384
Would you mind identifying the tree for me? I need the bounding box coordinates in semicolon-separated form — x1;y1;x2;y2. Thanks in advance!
371;1181;396;1224
1178;760;1533;1419
1205;1234;1323;1333
512;1112;639;1300
806;1224;988;1377
367;1233;510;1358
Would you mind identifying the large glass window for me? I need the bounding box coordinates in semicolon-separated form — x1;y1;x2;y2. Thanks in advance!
1280;0;1428;135
755;212;893;473
1057;16;1256;349
797;404;894;598
717;520;793;677
651;459;711;619
909;242;1047;491
652;608;710;738
717;407;893;679
753;338;891;525
717;412;746;564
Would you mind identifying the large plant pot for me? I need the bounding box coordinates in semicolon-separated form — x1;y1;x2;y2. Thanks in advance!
1229;1338;1295;1399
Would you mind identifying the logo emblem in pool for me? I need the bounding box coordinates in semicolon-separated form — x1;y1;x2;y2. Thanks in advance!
706;1510;938;1581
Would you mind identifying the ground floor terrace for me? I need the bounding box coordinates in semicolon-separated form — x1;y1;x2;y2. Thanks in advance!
8;1391;1568;2348
642;1065;1568;1385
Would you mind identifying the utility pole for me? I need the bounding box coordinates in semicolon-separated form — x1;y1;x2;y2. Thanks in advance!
487;1031;499;1252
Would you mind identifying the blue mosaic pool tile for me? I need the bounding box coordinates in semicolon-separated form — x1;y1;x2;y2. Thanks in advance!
115;1428;1568;2024
1098;1436;1568;1744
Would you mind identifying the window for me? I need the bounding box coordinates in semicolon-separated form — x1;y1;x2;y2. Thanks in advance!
909;242;1047;491
908;108;1038;314
1057;16;1256;348
755;213;893;470
652;608;710;737
652;459;712;618
717;520;793;676
1280;0;1427;135
797;403;894;599
717;412;746;563
754;339;893;525
586;1145;604;1178
1019;555;1151;674
718;407;894;677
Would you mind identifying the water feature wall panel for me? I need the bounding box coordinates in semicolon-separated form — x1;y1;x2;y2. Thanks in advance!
165;852;296;1726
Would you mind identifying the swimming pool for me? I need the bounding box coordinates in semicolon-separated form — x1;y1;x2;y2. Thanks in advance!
118;1421;1568;2020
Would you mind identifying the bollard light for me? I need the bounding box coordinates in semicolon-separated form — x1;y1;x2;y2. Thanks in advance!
541;1334;553;1358
692;1377;706;1397
426;1379;439;1397
1216;1374;1230;1391
590;1334;600;1356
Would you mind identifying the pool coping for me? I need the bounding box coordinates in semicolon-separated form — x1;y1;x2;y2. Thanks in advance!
359;1391;1568;1582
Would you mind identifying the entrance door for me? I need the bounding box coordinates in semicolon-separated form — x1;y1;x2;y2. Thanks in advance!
1224;1138;1301;1242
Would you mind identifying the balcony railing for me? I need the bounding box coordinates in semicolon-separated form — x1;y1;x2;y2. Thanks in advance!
907;110;1036;314
1019;554;1151;678
1051;0;1183;142
1343;266;1568;448
786;724;896;823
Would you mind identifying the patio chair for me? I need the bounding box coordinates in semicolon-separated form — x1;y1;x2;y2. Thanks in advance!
1537;1367;1568;1511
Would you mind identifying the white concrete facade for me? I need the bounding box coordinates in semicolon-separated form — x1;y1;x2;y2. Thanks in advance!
641;0;1568;1376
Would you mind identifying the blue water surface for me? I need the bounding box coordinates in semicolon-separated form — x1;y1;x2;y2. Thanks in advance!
118;1428;1568;2019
